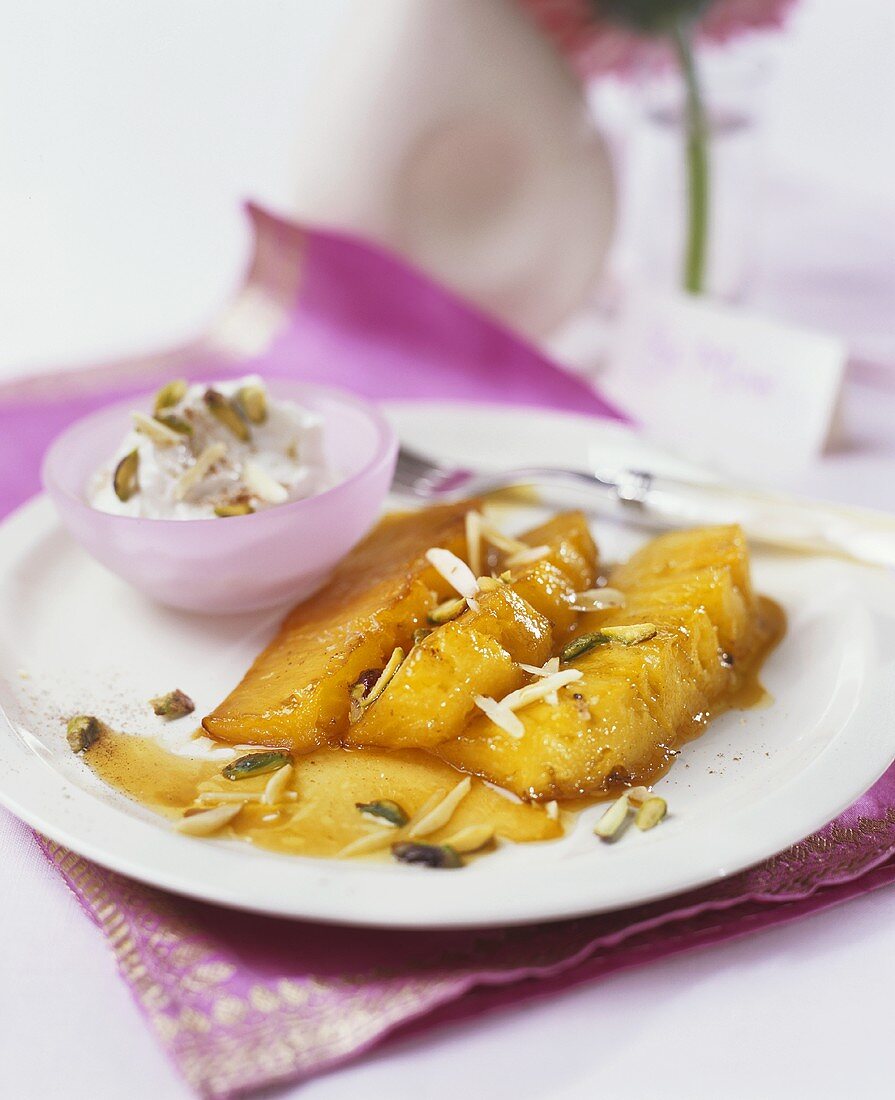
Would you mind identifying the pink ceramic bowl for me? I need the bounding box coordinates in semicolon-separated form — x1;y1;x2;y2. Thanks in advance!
42;379;398;613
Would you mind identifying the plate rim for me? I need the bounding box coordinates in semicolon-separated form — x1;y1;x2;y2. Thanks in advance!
0;403;893;928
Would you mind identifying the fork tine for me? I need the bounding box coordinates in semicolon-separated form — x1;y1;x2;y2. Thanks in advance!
392;446;471;497
394;446;439;481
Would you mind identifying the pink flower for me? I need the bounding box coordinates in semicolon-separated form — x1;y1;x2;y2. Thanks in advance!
518;0;797;79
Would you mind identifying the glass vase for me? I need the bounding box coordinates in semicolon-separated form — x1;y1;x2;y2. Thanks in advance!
621;34;774;301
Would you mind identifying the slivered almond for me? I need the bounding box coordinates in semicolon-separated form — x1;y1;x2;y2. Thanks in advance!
365;647;405;707
594;793;631;841
408;777;472;838
518;657;561;679
262;764;294;805
500;669;583;711
175;802;243;836
132;410;182;447
441;823;495;853
504;544;550;568
519;657;562;705
338;829;396;858
425;547;480;611
174;442;227;500
480;524;529;555
474;694;525;739
406;789;448;830
243;460;289;504
197;789;298;804
545;800;560;821
465;510;483;577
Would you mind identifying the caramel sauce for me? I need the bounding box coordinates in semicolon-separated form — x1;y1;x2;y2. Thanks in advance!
85;735;561;858
82;518;786;858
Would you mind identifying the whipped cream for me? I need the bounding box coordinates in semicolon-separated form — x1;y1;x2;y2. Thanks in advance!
90;376;339;519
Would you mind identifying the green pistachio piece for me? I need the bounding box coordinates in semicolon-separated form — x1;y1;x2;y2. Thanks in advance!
634;796;668;831
600;624;658;645
155;412;193;436
560;632;608;663
113;449;140;502
214;501;255;517
153;379;188;413
204;389;251;441
67;715;102;753
427;597;466;625
561;623;658;663
235;383;268;424
149;689;195;720
356;799;409;828
222;750;294;781
391;842;463;869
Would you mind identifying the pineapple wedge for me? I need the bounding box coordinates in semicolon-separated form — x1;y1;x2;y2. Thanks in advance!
202;501;475;752
345;589;550;750
511;511;597;591
438;525;781;801
345;512;597;750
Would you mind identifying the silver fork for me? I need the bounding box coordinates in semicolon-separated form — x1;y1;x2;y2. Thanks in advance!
392;445;895;569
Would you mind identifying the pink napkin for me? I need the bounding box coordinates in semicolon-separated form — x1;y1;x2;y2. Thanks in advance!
3;206;895;1099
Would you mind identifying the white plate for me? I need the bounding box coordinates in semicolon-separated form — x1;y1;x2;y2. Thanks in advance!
1;403;893;929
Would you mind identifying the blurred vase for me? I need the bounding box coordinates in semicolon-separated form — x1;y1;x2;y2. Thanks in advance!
290;0;616;340
622;35;773;301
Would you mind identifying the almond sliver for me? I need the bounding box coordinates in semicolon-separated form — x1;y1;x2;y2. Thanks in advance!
500;669;583;711
175;802;244;836
426;547;480;610
408;776;472;838
243;460;288;504
504;544;550;568
474;694;525;739
465;511;483;578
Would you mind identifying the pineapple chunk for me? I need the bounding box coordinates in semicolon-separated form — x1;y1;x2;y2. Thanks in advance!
463;586;553;665
346;588;551;750
511;511;597;590
346;512;597;751
610;525;752;601
345;621;521;750
437;525;777;801
509;560;580;638
202;501;474;752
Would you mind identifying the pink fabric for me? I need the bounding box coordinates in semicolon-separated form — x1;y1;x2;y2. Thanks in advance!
2;206;894;1098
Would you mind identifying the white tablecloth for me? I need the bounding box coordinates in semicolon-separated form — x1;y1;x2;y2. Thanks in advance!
2;2;894;1097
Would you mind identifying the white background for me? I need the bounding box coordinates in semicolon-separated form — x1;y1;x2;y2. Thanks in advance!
1;2;894;1098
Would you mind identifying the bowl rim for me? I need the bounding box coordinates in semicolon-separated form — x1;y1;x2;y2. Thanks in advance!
40;377;398;527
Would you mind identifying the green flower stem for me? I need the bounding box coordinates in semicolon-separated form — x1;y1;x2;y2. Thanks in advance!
671;22;709;294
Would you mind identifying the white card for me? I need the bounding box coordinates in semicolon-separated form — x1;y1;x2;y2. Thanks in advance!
601;290;847;482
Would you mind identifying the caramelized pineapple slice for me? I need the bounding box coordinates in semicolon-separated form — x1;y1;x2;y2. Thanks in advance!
347;512;597;751
202;502;474;752
613;564;751;660
437;614;719;800
463;586;553;665
508;560;579;638
610;525;752;601
347;588;551;750
512;511;597;591
438;525;771;801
